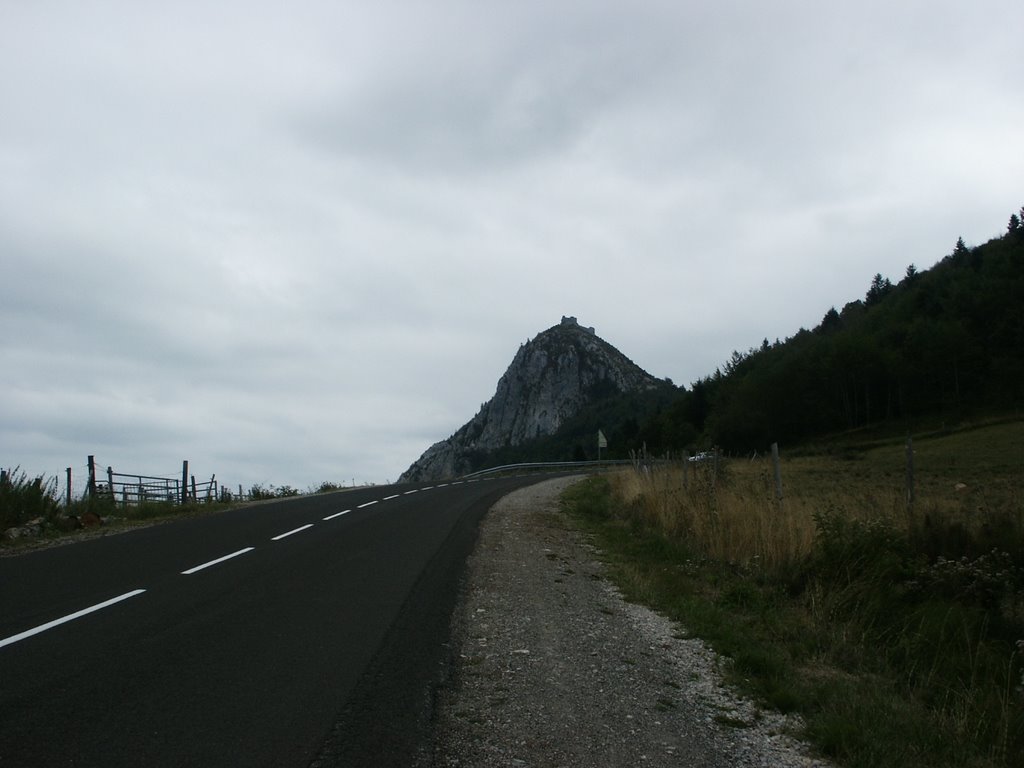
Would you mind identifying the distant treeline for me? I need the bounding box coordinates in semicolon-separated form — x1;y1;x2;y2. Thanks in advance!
476;207;1024;466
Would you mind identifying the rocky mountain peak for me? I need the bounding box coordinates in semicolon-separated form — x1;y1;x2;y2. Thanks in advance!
399;319;661;482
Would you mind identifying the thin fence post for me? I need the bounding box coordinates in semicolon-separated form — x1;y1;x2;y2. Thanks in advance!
87;455;96;498
181;461;188;505
771;442;784;502
905;436;915;507
191;475;197;503
66;467;72;507
107;466;115;503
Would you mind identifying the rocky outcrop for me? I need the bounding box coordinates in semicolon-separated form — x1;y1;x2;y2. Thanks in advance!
399;318;661;482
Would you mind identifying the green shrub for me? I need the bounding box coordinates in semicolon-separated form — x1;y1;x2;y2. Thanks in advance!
806;508;1024;764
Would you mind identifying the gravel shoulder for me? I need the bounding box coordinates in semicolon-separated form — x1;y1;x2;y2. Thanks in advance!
432;476;833;768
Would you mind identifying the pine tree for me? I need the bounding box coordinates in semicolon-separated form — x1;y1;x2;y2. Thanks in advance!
865;273;893;306
820;307;842;332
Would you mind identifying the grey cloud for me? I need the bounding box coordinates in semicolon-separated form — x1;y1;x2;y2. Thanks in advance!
2;1;1023;490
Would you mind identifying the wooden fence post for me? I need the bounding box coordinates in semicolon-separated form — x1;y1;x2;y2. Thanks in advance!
181;461;188;505
66;467;72;507
107;466;115;502
191;475;197;502
771;442;783;501
905;436;915;506
87;455;96;498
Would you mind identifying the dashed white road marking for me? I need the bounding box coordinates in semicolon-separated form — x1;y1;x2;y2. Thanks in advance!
0;589;147;650
2;480;506;651
271;523;314;541
181;547;255;575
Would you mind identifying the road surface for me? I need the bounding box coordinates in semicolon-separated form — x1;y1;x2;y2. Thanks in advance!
0;475;553;767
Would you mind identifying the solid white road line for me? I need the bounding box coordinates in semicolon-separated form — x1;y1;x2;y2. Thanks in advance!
323;509;351;521
271;524;314;541
181;547;255;575
357;500;378;508
0;589;147;650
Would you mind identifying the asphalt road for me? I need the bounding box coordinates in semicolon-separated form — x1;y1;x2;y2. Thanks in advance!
0;475;553;767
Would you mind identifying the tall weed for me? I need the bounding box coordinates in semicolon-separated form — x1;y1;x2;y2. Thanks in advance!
0;467;62;529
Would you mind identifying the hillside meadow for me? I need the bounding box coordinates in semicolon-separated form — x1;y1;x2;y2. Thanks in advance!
564;418;1024;768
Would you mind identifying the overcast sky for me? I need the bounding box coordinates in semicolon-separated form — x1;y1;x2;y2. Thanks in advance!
2;1;1022;494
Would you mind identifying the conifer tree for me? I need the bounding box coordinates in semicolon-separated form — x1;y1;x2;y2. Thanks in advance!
865;273;893;305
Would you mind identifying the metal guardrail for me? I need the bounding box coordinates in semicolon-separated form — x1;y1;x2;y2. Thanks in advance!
459;459;635;479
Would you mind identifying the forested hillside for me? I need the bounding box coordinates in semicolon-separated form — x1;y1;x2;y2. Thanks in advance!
641;206;1024;454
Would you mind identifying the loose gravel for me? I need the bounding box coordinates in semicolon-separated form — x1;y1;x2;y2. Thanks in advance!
432;476;833;768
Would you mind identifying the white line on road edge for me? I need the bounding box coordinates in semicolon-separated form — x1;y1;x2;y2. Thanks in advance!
323;509;351;521
271;524;314;541
0;589;147;650
383;494;400;500
357;500;378;508
181;547;255;575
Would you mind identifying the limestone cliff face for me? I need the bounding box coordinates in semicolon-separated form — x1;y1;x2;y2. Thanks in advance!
399;318;661;482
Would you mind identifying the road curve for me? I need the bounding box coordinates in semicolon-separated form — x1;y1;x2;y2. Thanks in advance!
0;475;557;767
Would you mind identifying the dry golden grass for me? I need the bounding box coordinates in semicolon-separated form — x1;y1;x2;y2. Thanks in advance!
608;421;1024;577
609;461;818;574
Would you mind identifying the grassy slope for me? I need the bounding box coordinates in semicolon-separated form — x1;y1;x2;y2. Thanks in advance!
562;418;1024;768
